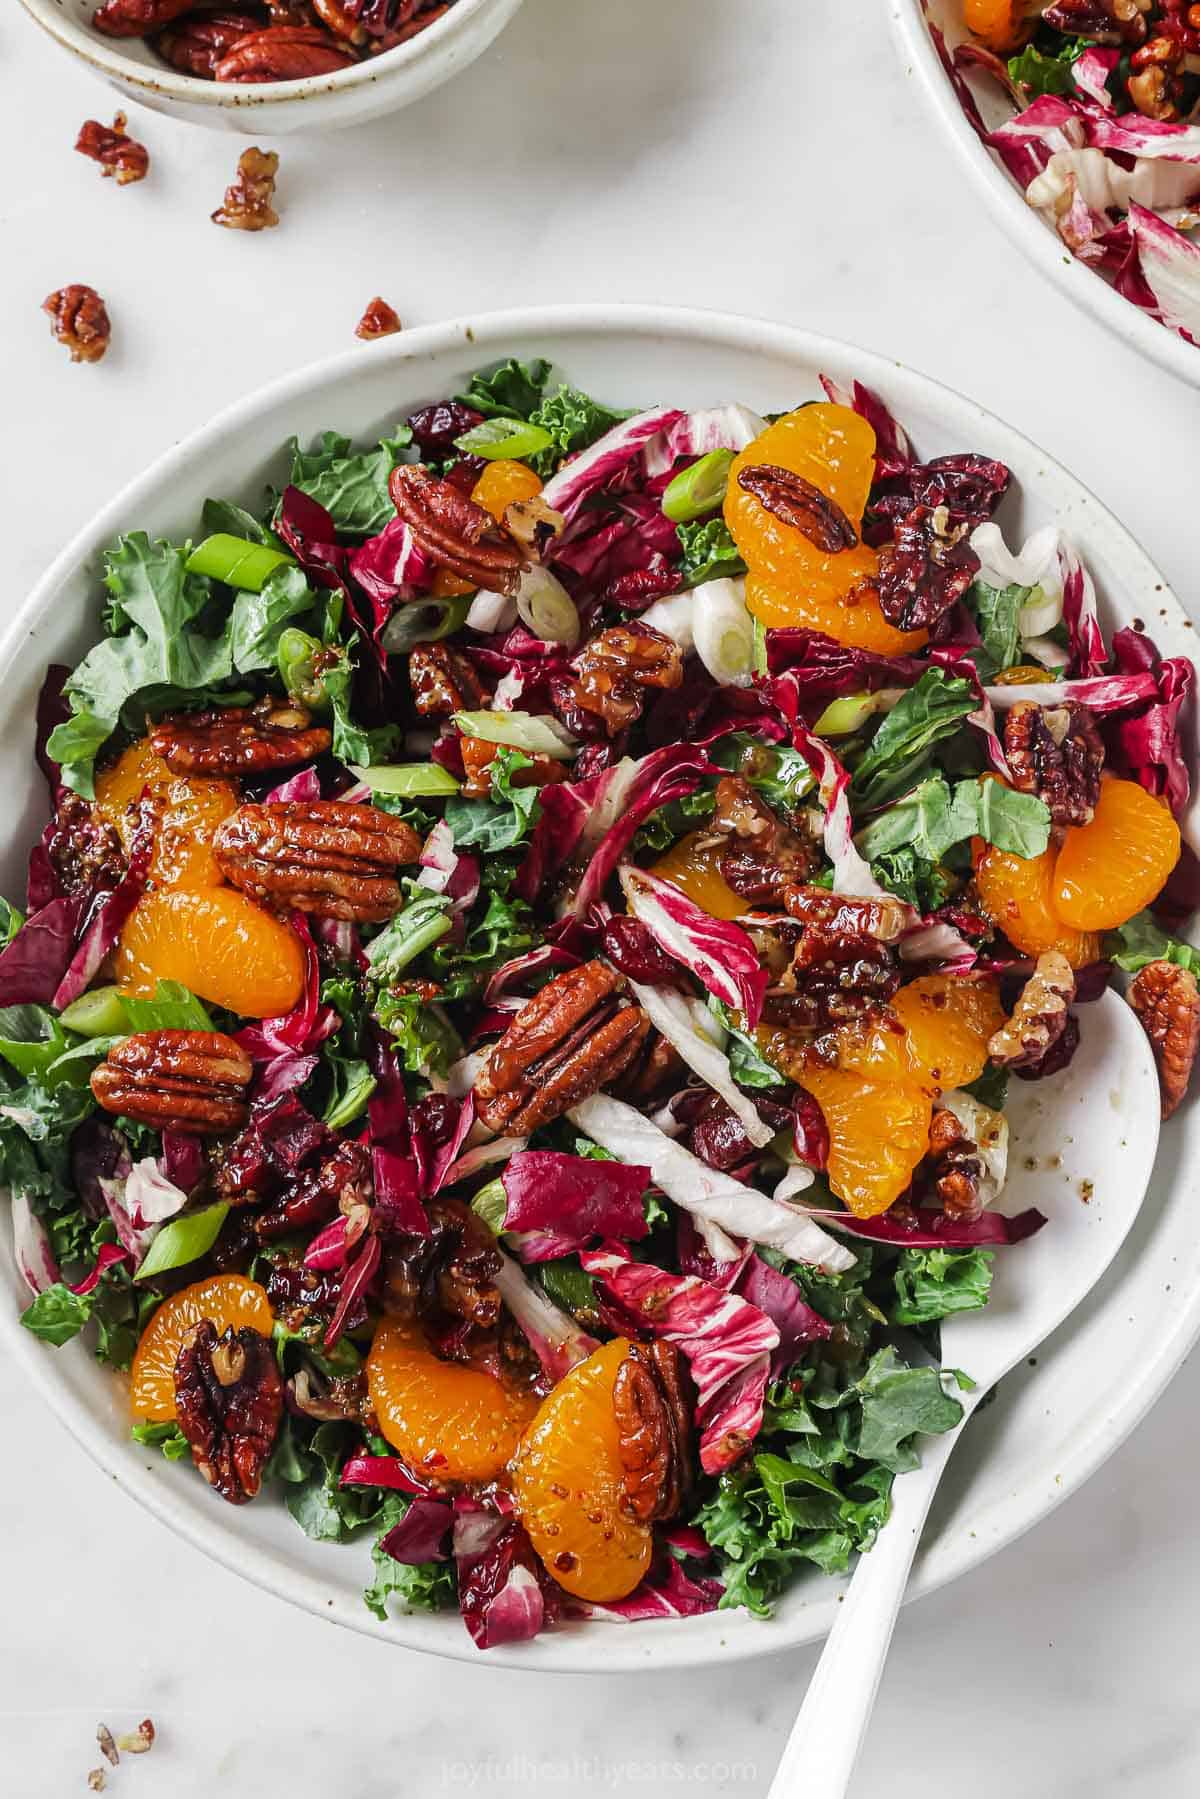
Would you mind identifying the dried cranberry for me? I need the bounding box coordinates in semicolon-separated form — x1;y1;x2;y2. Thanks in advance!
406;401;485;456
875;505;980;632
441;455;486;498
688;1091;792;1171
870;453;1011;532
602;916;691;990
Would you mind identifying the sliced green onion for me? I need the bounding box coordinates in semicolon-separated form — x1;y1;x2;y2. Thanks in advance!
514;567;581;649
812;689;904;735
135;1202;230;1282
452;709;577;759
752;615;768;676
186;534;294;592
661;449;735;524
380;595;473;656
277;628;330;711
349;763;461;797
453;418;554;461
471;1178;507;1236
58;985;129;1038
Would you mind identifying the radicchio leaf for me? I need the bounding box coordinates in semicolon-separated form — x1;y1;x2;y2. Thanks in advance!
52;806;155;1012
565;744;719;919
0;896;83;1007
500;1149;650;1257
453;1503;554;1651
541;407;685;527
378;1497;454;1564
619;865;768;1027
12;1193;60;1295
736;1253;832;1378
568;1554;724;1621
810;1205;1047;1248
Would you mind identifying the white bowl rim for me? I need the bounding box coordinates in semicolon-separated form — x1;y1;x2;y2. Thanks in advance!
4;300;1199;1673
15;0;504;108
888;0;1200;391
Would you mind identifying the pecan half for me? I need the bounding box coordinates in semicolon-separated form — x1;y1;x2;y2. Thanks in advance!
1003;701;1104;826
214;23;356;79
75;113;149;185
783;884;911;942
927;1107;985;1223
769;924;901;1031
150;698;330;776
614;1341;693;1523
566;623;684;736
474;960;650;1134
43;285;110;364
355;295;402;340
156;11;266;75
708;775;818;902
389;464;525;595
876;504;979;632
736;464;857;552
988;950;1076;1070
211;147;280;230
408;641;489;720
174;1320;282;1503
91;1030;252;1135
1129;960;1200;1119
93;0;194;35
213;800;420;921
312;0;368;41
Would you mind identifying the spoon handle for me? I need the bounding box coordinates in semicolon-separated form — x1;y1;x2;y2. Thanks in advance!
766;1420;963;1799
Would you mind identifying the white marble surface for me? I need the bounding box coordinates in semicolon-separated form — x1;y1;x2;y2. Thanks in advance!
3;1;1200;1792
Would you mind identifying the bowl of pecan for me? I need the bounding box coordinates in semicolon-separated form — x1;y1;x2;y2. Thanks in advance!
1;305;1196;1669
889;0;1200;387
17;0;526;132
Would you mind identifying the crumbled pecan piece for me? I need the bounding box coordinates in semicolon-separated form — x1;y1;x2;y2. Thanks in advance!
927;1107;985;1223
408;641;489;720
91;1031;252;1135
88;1772;106;1792
1129;960;1200;1119
430;1196;502;1328
474;960;650;1133
390;464;526;594
504;494;565;556
75;113;149;185
774;927;901;1030
213;800;420;921
43;285;110;364
150;698;330;775
287;1366;368;1422
566;623;684;736
1003;701;1104;826
214;23;356;78
1128;35;1186;116
614;1341;693;1523
783;884;911;942
988;951;1076;1070
708;774;818;902
96;1724;119;1767
174;1320;282;1503
355;295;402;340
93;0;195;35
458;735;567;800
736;464;857;552
211;147;280;230
48;792;125;896
875;504;979;631
155;11;264;75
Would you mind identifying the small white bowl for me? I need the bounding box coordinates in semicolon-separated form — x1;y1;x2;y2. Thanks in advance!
889;0;1200;390
16;0;525;133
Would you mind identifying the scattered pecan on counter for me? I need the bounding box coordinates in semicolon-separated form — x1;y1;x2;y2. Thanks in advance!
736;463;858;552
927;1107;986;1223
1003;701;1104;826
75;113;149;184
1128;960;1200;1118
174;1319;282;1502
875;504;980;632
988;951;1077;1071
155;10;263;74
43;285;111;364
559;622;684;736
355;295;402;340
150;697;330;774
90;1031;252;1134
211;147;281;231
408;641;490;720
213;800;421;921
390;464;526;593
707;774;819;903
614;1341;693;1523
474;960;650;1134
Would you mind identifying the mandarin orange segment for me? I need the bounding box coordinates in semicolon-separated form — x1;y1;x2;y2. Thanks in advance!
890;974;1007;1092
511;1337;654;1602
95;739;238;891
650;830;747;921
471;458;543;518
795;1064;933;1218
964;0;1032;50
131;1274;273;1422
1052;777;1181;932
973;840;1101;968
116;888;306;1018
366;1317;537;1484
743;569;928;654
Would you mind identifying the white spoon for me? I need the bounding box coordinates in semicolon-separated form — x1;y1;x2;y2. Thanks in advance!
767;991;1161;1799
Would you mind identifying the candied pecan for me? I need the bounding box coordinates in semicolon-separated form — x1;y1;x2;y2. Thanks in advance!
75;113;149;185
474;960;650;1134
504;494;566;556
211;147;280;230
155;11;264;75
174;1320;282;1503
783;884;911;942
47;792;124;897
1003;701;1104;826
708;774;819;902
93;0;194;35
458;735;567;800
312;0;368;40
1127;60;1182;119
736;464;857;552
150;698;330;776
611;1028;684;1104
251;1139;372;1239
408;641;489;720
1128;961;1200;1119
1042;0;1146;41
614;1342;692;1523
91;1031;252;1135
430;1197;502;1328
988;951;1076;1071
354;294;402;339
213;800;420;921
875;504;979;632
769;925;900;1031
43;285;110;364
372;2;450;46
927;1107;985;1223
214;23;356;79
567;623;684;736
1014;1011;1080;1082
390;464;526;594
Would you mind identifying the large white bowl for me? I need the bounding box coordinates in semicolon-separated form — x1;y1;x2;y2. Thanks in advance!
889;0;1200;390
2;304;1197;1673
16;0;524;133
